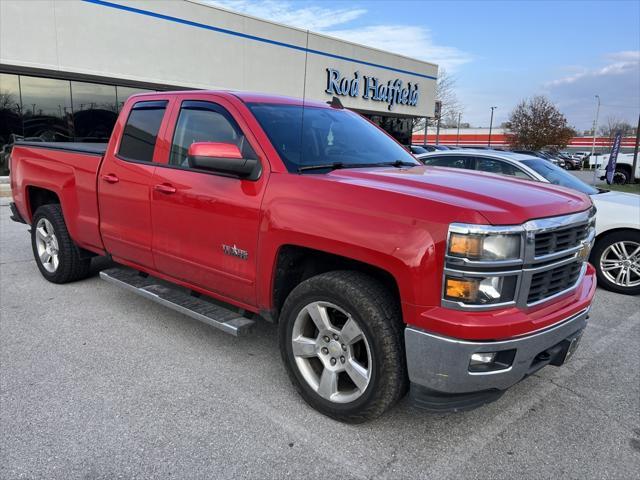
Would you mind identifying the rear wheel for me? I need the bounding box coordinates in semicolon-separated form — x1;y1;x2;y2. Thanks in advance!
31;204;92;283
279;271;407;423
613;166;630;185
591;230;640;295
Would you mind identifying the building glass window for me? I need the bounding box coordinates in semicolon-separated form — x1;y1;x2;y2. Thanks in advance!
363;114;413;145
116;86;154;111
20;75;74;142
71;81;118;142
0;73;22;174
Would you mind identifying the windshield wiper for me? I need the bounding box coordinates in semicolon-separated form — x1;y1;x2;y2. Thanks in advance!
298;162;346;172
298;160;417;173
383;160;419;167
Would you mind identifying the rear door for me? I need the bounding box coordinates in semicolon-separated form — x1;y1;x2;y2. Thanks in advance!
149;94;269;306
98;98;172;268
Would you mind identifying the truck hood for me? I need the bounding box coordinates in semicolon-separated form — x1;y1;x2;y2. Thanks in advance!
327;166;592;225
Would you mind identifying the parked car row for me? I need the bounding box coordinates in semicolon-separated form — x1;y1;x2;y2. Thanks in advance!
410;145;585;170
416;149;640;295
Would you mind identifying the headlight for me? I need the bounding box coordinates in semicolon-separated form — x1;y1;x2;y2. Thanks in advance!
448;232;521;261
444;275;518;305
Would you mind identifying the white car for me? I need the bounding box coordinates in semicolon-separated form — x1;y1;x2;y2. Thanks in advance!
417;150;640;295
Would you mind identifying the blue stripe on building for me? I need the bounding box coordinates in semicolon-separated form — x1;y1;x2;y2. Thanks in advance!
82;0;437;81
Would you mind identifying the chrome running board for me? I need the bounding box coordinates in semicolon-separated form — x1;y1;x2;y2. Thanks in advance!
100;267;255;336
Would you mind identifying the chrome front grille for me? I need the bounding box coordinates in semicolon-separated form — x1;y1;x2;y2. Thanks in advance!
534;223;590;257
527;261;583;304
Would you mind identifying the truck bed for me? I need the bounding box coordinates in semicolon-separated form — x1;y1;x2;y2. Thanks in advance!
15;141;108;156
10;142;107;255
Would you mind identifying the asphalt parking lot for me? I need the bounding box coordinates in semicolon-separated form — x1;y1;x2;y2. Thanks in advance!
1;197;639;480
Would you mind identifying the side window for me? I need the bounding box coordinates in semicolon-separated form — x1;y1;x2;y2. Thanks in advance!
118;101;168;162
476;157;531;179
421;155;472;169
169;101;256;168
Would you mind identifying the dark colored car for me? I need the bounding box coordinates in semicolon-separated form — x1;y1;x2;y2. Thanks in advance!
409;144;451;154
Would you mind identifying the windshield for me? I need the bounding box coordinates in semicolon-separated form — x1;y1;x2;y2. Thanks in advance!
248;103;419;172
522;158;598;195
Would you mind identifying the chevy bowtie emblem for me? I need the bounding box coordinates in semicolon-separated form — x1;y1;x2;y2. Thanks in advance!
577;242;590;262
222;244;249;260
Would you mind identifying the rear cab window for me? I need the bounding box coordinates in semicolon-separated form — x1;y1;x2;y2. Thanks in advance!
118;100;168;163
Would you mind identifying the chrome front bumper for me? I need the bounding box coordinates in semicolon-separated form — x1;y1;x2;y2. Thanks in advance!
405;307;589;395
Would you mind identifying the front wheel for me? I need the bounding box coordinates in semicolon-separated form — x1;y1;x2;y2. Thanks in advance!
279;271;407;423
590;230;640;295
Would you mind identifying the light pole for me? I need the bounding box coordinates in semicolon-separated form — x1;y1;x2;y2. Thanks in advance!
423;117;428;146
591;95;601;184
488;106;497;147
632;113;639;183
456;112;462;146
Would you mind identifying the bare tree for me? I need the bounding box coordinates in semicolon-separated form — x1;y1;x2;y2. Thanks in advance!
506;95;575;151
413;69;463;132
598;116;633;138
0;91;19;112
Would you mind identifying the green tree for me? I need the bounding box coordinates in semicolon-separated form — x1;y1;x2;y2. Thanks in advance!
506;96;575;150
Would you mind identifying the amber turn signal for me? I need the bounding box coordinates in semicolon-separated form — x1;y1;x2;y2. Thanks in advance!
445;277;479;302
449;233;483;258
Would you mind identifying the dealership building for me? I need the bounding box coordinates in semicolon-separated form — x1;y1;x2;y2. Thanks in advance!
0;0;438;165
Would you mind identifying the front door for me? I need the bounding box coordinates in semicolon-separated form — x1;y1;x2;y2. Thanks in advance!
150;95;268;306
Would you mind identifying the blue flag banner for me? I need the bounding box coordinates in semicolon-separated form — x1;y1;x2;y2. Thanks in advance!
605;131;623;184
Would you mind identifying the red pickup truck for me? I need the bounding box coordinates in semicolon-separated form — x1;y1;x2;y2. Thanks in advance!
9;90;597;422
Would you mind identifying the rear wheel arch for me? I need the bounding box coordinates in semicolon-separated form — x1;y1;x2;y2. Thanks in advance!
615;163;632;175
26;186;60;222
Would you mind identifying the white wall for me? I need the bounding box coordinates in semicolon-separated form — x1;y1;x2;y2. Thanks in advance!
0;0;437;117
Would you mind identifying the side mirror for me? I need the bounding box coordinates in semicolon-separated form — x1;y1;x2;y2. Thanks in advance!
187;142;258;178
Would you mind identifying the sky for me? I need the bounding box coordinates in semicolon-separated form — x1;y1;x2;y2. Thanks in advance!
208;0;640;131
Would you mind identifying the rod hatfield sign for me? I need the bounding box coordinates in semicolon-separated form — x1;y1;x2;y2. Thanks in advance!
324;68;419;111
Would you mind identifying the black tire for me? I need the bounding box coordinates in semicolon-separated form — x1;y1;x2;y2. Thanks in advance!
590;230;640;295
31;204;92;283
613;167;629;185
279;271;407;423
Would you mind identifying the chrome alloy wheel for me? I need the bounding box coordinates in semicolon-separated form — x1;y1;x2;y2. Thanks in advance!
600;240;640;288
35;218;60;273
291;301;372;404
